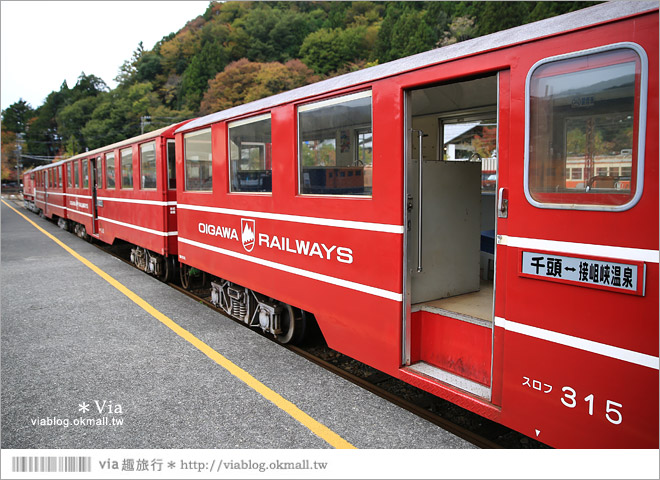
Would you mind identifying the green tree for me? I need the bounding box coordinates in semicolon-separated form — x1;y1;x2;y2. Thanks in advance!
25;81;72;157
300;25;371;75
1;99;34;133
57;94;105;151
135;52;163;83
439;16;477;46
376;2;447;62
115;42;145;85
180;40;230;110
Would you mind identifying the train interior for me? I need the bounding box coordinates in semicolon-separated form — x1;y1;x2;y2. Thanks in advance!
404;74;498;399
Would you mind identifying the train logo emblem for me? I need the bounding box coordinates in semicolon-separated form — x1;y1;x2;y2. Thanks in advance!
241;219;256;252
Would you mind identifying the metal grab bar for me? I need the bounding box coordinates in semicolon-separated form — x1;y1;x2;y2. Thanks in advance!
412;129;425;272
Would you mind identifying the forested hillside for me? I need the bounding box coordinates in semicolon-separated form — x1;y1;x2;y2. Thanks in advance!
2;1;595;179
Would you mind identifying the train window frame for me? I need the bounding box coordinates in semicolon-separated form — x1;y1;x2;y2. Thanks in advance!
139;141;157;190
95;156;103;189
82;159;89;189
524;42;648;211
297;90;373;197
106;152;116;189
184;128;213;192
120;147;133;189
67;163;72;188
167;139;176;190
58;166;63;188
228;113;272;194
73;161;80;188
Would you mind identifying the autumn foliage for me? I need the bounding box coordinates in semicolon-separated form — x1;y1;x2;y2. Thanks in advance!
200;59;318;114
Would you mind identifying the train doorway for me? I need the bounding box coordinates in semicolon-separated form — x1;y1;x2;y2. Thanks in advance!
43;170;49;216
91;157;99;234
403;73;501;400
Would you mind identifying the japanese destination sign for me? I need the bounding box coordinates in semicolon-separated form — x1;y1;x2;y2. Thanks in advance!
520;251;645;296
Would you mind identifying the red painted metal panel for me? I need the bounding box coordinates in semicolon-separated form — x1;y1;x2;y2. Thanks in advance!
500;327;659;448
413;311;491;386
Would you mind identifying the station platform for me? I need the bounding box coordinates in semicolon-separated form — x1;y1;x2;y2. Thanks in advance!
1;198;474;450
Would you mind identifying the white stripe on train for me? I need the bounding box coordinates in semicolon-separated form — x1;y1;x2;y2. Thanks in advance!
495;316;659;370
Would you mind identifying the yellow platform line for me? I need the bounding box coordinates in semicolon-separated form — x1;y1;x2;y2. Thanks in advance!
2;200;356;449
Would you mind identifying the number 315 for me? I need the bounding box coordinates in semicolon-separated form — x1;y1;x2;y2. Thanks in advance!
561;386;623;425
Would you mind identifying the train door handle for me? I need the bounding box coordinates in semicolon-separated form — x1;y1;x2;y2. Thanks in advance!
412;129;425;272
498;187;508;218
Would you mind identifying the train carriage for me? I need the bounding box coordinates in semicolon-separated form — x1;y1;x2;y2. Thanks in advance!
32;160;67;226
174;1;658;448
59;122;191;280
22;169;36;212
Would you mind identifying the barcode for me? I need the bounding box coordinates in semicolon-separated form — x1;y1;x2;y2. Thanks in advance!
12;456;91;473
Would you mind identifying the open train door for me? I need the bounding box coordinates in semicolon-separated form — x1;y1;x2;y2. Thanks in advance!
402;71;509;404
91;157;99;234
43;170;49;217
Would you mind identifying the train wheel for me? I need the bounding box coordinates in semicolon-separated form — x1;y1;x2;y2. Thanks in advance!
276;306;306;345
180;264;204;291
180;263;192;290
156;255;171;283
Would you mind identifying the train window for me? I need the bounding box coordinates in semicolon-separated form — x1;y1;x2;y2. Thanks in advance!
121;148;133;189
58;166;62;188
140;142;157;189
73;161;80;188
167;139;176;189
67;163;72;188
106;153;115;188
184;128;212;192
82;160;89;188
526;44;647;210
298;90;372;196
228;113;272;193
95;157;103;188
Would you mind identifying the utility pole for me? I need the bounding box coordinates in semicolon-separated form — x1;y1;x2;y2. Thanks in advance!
140;115;151;135
15;133;25;185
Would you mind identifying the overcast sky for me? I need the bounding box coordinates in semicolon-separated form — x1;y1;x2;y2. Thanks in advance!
1;1;209;111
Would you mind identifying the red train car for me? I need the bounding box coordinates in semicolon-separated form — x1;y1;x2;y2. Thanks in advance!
174;2;658;448
22;169;36;212
32;160;68;227
59;122;191;280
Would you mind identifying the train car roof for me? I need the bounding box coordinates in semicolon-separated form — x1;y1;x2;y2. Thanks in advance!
177;0;657;134
31;120;192;172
